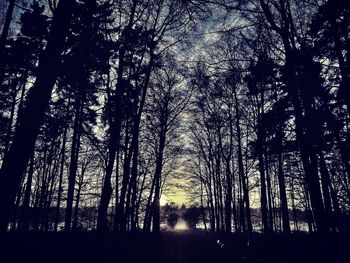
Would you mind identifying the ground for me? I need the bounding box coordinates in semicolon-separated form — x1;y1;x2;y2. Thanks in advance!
0;231;348;262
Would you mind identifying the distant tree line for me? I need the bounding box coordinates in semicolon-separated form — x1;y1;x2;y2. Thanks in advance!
0;0;349;234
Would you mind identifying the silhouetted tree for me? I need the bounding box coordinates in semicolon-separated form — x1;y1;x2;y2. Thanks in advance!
0;0;75;232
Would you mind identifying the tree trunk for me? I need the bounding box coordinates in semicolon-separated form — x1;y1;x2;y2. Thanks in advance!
135;166;147;229
234;89;252;234
143;173;156;232
54;121;68;231
152;129;166;233
224;160;232;233
113;149;120;231
319;153;334;230
19;153;34;231
65;96;83;230
277;150;290;234
128;136;139;231
115;123;132;231
257;137;270;233
97;119;120;230
72;169;85;230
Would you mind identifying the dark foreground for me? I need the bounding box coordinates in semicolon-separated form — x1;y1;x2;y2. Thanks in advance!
0;231;348;263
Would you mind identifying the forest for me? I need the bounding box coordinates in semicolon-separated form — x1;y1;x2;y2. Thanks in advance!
0;0;349;262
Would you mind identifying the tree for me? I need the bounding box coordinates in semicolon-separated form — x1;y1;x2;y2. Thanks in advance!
257;0;329;233
147;57;191;232
0;0;75;232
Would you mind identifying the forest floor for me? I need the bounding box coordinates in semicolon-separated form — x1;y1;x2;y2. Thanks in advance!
0;231;348;263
